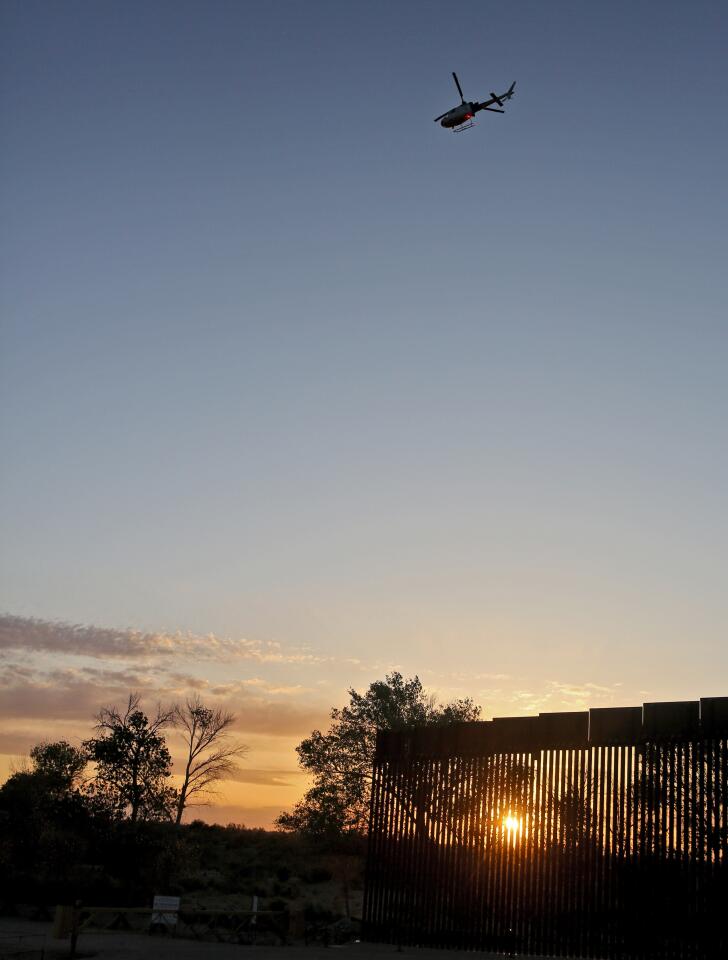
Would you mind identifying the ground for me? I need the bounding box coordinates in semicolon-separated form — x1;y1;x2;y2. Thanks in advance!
0;918;549;960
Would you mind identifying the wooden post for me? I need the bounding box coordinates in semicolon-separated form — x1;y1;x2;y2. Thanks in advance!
69;901;82;959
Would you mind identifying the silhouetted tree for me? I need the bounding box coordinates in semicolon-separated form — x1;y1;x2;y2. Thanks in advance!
84;693;176;822
631;742;727;859
172;694;248;824
276;782;354;838
0;747;102;901
30;740;87;791
276;672;480;837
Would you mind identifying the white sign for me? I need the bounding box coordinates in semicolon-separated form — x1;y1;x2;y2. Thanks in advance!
152;896;180;929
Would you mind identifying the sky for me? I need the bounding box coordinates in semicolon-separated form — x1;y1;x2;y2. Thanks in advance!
1;0;727;827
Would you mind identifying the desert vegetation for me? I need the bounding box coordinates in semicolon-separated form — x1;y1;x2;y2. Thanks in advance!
0;674;479;929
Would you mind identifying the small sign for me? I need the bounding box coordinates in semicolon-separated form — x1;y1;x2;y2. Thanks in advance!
151;895;180;929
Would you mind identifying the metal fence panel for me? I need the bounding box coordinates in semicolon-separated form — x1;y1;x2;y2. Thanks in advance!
363;697;728;959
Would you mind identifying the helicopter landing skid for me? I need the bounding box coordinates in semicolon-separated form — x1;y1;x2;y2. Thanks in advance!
452;120;476;133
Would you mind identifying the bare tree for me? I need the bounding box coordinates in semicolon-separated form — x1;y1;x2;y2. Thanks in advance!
172;695;248;825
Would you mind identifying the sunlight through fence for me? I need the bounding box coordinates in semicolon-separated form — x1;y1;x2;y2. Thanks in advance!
363;697;728;959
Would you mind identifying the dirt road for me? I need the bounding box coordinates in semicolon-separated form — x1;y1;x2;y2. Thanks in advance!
0;919;523;960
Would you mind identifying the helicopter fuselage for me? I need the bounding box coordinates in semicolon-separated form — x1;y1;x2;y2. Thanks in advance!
440;101;478;128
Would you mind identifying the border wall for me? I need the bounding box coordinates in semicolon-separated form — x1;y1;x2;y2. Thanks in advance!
363;697;728;959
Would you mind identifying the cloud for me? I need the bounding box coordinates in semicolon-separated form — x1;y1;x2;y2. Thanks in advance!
223;767;303;787
0;668;131;723
490;679;623;716
544;680;619;708
219;699;328;737
0;661;328;738
0;729;54;757
505;689;550;714
212;677;310;696
0;614;329;666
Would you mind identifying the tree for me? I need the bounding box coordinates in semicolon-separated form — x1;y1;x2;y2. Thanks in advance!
29;741;87;792
172;694;248;825
0;742;101;900
275;782;355;839
83;693;176;822
276;672;481;837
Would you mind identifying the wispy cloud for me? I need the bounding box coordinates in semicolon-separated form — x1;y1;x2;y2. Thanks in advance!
448;671;511;682
545;680;618;706
0;614;329;666
493;679;623;716
222;678;310;696
223;767;302;787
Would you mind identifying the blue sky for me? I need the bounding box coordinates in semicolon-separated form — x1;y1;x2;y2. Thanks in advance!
1;1;727;823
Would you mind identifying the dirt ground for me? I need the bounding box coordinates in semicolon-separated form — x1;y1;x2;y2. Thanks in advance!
0;918;531;960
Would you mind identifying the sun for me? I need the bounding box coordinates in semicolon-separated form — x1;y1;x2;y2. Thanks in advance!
503;814;520;834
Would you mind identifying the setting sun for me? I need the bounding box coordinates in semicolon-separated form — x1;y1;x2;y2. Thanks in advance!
503;814;520;834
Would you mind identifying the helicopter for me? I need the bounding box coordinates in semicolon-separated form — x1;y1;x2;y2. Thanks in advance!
434;72;516;132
